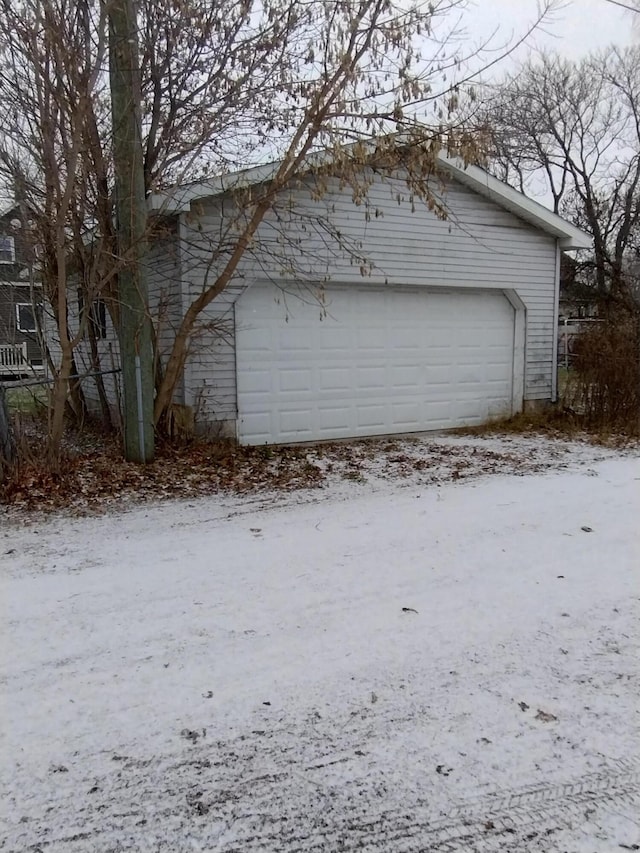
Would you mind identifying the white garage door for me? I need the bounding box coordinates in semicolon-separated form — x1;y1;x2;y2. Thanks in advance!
236;283;515;445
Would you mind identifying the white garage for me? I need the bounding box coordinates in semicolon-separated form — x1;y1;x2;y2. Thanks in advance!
120;150;591;445
236;283;518;445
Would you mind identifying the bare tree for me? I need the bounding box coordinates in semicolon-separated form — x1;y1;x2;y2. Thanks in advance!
603;0;640;17
482;47;640;309
0;0;561;457
143;0;562;422
0;0;111;464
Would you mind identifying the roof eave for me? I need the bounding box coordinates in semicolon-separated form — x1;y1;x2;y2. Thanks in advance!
436;154;592;250
149;148;593;251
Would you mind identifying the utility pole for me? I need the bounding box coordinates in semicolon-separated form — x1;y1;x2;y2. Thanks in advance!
108;0;154;462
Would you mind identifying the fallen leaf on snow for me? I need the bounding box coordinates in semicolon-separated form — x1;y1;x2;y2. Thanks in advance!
180;729;201;743
535;709;558;722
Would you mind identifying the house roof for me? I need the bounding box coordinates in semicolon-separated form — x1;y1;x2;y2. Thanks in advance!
0;201;21;222
149;148;591;250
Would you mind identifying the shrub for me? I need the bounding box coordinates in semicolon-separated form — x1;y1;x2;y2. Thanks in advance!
566;310;640;434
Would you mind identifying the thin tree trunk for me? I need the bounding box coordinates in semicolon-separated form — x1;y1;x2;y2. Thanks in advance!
87;321;113;430
0;385;16;482
67;353;89;425
48;348;73;469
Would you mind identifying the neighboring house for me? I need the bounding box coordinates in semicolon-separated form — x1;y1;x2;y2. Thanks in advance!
0;203;44;378
74;151;591;445
558;253;599;320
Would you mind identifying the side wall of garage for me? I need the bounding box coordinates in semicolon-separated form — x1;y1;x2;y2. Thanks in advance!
179;170;558;432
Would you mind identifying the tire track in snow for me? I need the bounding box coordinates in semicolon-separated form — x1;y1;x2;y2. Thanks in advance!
6;758;639;851
221;760;640;852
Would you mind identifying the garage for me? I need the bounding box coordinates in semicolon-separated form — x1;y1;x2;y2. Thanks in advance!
235;283;517;445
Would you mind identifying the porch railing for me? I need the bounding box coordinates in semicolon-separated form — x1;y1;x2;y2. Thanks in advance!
0;342;28;370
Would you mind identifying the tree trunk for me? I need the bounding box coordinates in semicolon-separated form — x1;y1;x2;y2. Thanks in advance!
88;321;114;431
67;354;89;426
48;349;73;470
0;385;16;482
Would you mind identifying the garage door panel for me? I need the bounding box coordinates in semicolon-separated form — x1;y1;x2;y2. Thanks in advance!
391;401;421;427
318;367;351;391
236;284;515;444
424;328;453;347
280;409;313;434
279;368;313;392
241;412;272;441
456;399;489;419
356;405;387;429
425;365;453;385
318;405;351;431
237;367;272;394
278;328;314;352
424;401;453;422
391;364;422;387
486;363;512;382
356;328;386;350
487;398;513;418
317;327;353;351
355;365;387;388
486;346;512;360
394;330;422;349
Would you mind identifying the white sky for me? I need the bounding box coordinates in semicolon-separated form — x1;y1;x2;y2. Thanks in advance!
464;0;636;70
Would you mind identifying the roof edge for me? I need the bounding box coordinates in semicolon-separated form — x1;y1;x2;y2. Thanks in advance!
436;154;591;250
149;147;592;250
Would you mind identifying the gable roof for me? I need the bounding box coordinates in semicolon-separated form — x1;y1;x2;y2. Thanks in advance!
0;202;21;223
436;155;590;249
149;149;591;250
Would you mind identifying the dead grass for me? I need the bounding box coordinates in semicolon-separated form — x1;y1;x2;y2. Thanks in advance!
0;438;325;514
0;423;591;517
4;383;49;416
453;408;639;449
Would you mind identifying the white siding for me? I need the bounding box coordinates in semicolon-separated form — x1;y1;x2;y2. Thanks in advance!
182;172;557;426
179;207;244;423
76;219;183;421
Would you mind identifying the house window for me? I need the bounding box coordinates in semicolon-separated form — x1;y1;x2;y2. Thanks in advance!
16;302;37;333
0;235;15;264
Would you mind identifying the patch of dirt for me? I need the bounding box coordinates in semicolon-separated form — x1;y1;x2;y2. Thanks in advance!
0;440;325;515
0;426;632;518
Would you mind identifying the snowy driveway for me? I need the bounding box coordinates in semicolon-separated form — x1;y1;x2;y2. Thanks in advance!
1;447;639;851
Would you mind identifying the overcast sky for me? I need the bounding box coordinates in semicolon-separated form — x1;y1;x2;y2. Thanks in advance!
464;0;635;69
1;0;635;208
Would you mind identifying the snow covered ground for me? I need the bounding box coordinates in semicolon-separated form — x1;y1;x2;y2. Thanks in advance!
1;436;639;852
